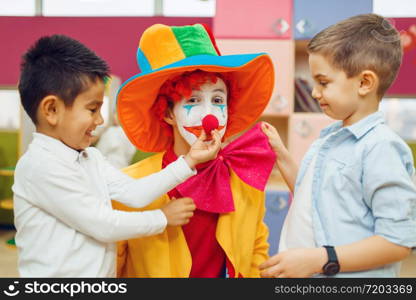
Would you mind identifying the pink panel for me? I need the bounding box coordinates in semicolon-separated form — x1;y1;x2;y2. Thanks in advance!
0;16;212;86
214;0;292;39
216;39;294;116
387;18;416;96
289;113;334;164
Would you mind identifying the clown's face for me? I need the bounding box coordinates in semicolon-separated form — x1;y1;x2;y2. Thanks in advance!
173;77;228;146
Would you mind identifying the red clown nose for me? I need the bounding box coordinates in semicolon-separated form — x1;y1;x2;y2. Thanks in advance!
202;114;219;135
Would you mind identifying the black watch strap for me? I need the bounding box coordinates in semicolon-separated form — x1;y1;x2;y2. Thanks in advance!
322;245;340;276
323;245;338;262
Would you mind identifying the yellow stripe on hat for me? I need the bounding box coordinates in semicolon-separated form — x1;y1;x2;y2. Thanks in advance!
139;24;186;70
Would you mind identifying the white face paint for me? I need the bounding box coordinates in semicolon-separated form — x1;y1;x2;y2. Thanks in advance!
173;77;228;146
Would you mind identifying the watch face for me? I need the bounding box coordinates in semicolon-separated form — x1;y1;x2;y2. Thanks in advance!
324;262;340;276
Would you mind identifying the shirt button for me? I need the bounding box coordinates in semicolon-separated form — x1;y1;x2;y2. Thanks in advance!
82;151;88;158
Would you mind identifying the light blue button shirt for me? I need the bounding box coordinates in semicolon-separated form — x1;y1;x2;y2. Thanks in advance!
296;111;416;277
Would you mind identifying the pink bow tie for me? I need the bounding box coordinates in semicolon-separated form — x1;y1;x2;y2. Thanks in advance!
176;122;276;213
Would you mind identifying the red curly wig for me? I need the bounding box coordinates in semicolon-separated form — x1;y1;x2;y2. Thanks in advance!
152;69;240;133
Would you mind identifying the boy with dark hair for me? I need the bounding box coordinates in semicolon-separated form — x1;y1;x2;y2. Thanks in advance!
13;34;221;277
260;14;416;277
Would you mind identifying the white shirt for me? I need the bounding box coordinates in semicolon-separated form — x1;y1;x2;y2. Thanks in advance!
13;133;195;277
95;126;137;169
278;152;317;252
279;132;337;252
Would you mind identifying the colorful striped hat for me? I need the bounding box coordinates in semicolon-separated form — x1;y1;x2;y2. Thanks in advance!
117;23;274;152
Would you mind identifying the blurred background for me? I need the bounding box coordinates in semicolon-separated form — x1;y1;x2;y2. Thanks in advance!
0;0;415;277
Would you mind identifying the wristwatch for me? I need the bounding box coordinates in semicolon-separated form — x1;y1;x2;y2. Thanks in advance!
322;245;340;276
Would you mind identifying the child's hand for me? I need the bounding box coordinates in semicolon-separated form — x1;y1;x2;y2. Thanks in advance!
184;130;221;168
161;197;196;226
259;248;327;278
261;121;287;156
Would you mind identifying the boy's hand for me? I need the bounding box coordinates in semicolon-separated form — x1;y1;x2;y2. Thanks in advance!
259;248;327;278
161;197;196;226
261;121;287;156
184;130;221;168
261;121;298;192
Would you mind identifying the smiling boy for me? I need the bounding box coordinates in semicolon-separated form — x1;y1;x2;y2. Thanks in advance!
12;35;221;277
260;14;416;278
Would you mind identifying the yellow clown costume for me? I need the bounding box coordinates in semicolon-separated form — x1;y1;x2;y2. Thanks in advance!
113;23;276;277
113;153;269;277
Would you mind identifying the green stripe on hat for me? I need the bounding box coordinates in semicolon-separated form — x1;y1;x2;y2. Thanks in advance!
171;24;218;58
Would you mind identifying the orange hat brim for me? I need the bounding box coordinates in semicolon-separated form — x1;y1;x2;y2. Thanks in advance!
117;53;274;152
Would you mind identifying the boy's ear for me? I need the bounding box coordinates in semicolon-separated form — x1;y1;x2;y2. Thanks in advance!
358;70;379;97
39;95;62;126
163;108;176;126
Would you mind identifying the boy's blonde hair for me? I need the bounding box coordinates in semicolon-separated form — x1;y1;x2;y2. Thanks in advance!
308;14;402;97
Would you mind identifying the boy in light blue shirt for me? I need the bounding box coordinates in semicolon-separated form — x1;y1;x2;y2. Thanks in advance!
260;14;416;277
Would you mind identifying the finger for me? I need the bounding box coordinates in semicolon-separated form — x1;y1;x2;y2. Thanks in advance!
259;254;281;270
260;272;272;278
181;214;193;223
260;269;275;278
198;130;207;141
187;200;196;208
187;203;196;211
184;211;194;219
178;197;193;205
263;121;276;131
262;121;278;135
261;123;272;135
269;124;278;134
209;129;217;142
179;213;193;223
213;130;221;143
260;265;284;278
210;130;222;152
261;123;274;135
262;128;277;142
262;121;270;129
184;203;196;212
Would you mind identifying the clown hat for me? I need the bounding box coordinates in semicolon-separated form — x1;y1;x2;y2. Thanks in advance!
117;23;274;152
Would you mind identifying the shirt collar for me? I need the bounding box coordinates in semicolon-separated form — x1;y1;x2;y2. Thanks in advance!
320;111;385;139
31;132;86;163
